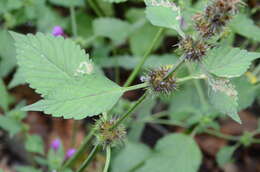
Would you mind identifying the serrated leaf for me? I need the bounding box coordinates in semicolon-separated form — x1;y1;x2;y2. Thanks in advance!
10;32;93;96
11;32;124;119
23;74;124;119
145;0;184;37
217;145;238;167
0;30;16;77
230;14;260;42
136;134;202;172
25;134;44;154
208;78;241;123
203;46;260;78
93;18;131;44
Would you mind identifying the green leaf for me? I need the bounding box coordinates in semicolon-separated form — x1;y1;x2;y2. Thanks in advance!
25;134;44;154
130;23;162;56
208;78;241;123
111;142;151;172
203;46;260;78
0;79;8;112
11;32;124;119
103;0;127;3
232;76;256;110
136;134;202;172
145;0;184;37
93;18;131;44
217;145;238;167
8;67;26;89
0;30;16;77
10;32;93;96
23;75;124;119
15;166;42;172
230;14;260;42
47;146;64;170
48;0;84;7
0;115;23;137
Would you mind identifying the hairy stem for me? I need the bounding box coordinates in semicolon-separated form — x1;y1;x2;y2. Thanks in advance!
63;129;95;169
111;92;148;130
69;6;77;37
163;55;186;80
76;144;99;172
124;83;149;92
124;28;164;87
103;146;111;172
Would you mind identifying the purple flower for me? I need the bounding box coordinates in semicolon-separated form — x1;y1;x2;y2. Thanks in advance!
52;26;64;37
65;148;76;159
51;138;61;151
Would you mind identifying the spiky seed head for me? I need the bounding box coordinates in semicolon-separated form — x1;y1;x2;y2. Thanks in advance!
179;36;208;61
94;117;126;148
142;65;177;95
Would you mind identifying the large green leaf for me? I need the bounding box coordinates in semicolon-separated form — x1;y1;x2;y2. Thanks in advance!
230;14;260;42
93;18;131;44
145;0;184;37
11;32;124;119
136;134;202;172
23;75;124;119
0;30;16;77
203;46;260;78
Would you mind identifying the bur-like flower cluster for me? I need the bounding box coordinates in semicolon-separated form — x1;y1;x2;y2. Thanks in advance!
142;65;177;95
193;0;241;39
179;36;208;61
94;117;126;148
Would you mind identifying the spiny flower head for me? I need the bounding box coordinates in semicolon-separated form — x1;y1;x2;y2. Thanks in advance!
94;116;126;148
142;65;177;95
178;36;208;61
194;0;242;38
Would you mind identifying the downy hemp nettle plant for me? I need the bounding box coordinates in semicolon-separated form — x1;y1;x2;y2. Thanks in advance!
1;0;260;171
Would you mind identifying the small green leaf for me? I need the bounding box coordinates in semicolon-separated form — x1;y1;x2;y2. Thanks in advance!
217;145;238;167
0;79;9;112
145;0;184;37
93;18;131;44
15;166;42;172
203;46;260;78
0;30;16;77
230;14;260;42
208;78;241;123
8;67;26;89
103;0;127;3
136;134;202;172
48;0;84;7
111;142;151;172
0;115;23;137
25;134;44;154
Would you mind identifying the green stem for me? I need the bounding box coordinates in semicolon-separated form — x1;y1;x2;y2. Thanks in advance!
163;55;186;80
63;129;95;169
124;83;148;92
141;119;186;127
186;63;208;107
111;92;148;130
87;0;104;17
76;144;99;172
103;146;111;172
69;6;77;37
176;74;207;83
204;129;240;141
124;28;164;87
